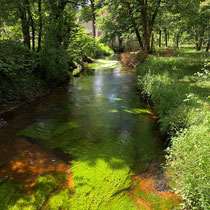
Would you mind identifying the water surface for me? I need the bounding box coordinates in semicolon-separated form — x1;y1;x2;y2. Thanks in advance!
0;58;180;209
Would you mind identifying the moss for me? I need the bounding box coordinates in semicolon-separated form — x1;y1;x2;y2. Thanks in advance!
0;174;67;210
0;182;20;210
35;173;67;208
45;189;72;209
134;189;178;210
18;120;79;143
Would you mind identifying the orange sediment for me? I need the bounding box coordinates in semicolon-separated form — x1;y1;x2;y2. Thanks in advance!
0;137;73;193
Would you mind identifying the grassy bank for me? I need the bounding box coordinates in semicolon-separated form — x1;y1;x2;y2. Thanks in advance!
137;48;210;209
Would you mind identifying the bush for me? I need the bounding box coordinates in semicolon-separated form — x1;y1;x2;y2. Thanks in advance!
120;51;148;68
137;52;210;208
0;40;43;102
40;41;71;83
166;119;210;209
68;29;113;65
95;42;113;58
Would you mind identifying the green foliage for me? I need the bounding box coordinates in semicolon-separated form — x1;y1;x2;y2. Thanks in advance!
137;48;210;208
68;29;113;64
0;40;44;102
40;41;71;83
166;121;210;209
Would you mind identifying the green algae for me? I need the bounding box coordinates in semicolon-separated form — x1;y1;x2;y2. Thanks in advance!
124;108;152;115
13;59;166;209
44;189;72;209
134;189;179;210
18;120;79;142
35;173;67;208
0;174;68;210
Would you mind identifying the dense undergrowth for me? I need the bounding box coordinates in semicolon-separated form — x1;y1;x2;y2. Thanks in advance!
137;48;210;209
0;36;113;105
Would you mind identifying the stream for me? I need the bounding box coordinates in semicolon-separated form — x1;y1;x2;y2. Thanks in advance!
0;58;180;209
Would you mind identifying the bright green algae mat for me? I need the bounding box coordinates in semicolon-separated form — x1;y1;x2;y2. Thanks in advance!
9;59;164;209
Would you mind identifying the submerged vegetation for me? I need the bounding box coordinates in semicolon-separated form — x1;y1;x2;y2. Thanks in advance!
0;60;180;209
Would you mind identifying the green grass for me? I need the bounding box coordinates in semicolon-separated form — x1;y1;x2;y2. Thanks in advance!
137;47;210;209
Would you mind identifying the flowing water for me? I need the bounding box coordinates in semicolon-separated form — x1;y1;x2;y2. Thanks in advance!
0;58;180;209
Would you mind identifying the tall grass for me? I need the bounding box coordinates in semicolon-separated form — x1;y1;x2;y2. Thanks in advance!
137;48;210;209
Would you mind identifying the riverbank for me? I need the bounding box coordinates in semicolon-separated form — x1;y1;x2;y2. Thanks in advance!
0;40;113;118
136;47;210;209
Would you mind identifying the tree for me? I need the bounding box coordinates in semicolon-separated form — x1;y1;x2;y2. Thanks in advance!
103;0;163;51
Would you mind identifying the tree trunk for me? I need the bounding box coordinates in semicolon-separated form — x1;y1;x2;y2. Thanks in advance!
176;33;180;48
90;0;96;37
138;0;161;52
118;34;123;48
194;29;203;51
26;0;35;51
18;5;30;49
49;0;68;44
139;0;151;51
37;0;42;52
164;28;167;47
206;40;209;52
159;30;161;47
151;33;154;50
126;2;143;49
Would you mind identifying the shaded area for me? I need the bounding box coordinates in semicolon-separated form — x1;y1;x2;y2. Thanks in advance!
0;137;73;193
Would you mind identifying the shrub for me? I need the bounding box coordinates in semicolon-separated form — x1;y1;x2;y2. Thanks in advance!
0;40;43;102
68;29;113;65
120;51;148;68
166;119;210;209
40;41;70;83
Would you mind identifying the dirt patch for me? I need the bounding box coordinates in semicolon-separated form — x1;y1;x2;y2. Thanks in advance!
0;137;73;193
